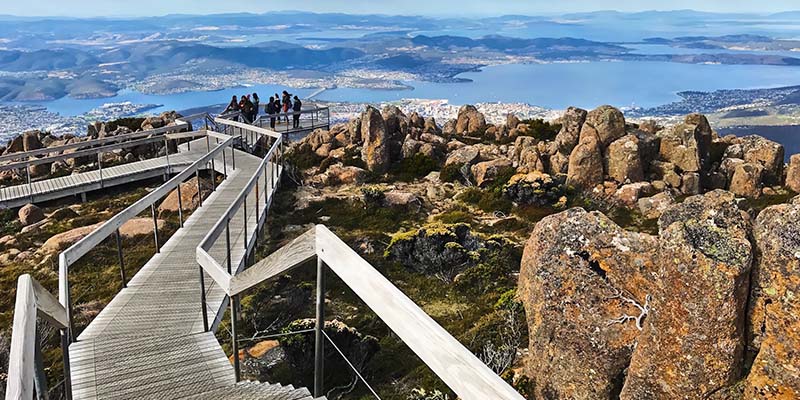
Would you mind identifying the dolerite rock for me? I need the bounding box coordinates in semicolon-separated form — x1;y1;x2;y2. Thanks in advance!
729;162;764;198
637;191;675;220
744;203;800;398
519;208;657;400
621;191;753;399
606;134;644;183
517;146;545;174
680;172;701;195
28;162;50;178
657;122;704;173
359;106;390;173
445;145;480;167
503;172;565;206
18;203;45;226
507;113;521;130
566;124;604;190
409;112;425;130
423;117;441;135
382;105;409;141
554;107;587;154
455;104;487;135
723;135;785;185
470;158;513;188
585;105;626;147
4;135;24;154
786;154;800;193
615;182;654;208
22;131;43;152
684;113;713;166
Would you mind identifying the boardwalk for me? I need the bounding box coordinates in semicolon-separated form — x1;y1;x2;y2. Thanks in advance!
0;147;207;208
65;144;315;399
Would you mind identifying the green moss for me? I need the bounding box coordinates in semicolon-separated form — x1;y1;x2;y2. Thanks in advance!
286;143;323;170
389;153;439;182
433;210;475;225
457;187;513;214
440;162;465;183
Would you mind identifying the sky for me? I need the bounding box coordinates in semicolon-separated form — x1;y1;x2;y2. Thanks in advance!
1;0;798;18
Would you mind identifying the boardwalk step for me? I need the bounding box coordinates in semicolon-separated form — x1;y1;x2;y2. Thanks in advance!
187;380;320;400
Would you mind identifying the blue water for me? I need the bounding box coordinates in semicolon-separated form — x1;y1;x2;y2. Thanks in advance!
31;60;800;116
317;61;800;110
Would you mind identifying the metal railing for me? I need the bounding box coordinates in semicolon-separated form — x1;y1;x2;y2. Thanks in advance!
46;130;236;400
0;120;195;205
5;275;69;400
195;120;283;381
196;224;525;400
253;106;330;134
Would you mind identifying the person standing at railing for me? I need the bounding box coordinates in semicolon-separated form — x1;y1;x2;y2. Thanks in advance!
241;95;255;124
282;91;291;124
224;95;240;121
252;93;260;121
292;95;302;129
266;96;277;129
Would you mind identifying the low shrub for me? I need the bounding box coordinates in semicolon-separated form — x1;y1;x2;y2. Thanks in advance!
518;118;562;141
439;162;465;183
390;153;439;182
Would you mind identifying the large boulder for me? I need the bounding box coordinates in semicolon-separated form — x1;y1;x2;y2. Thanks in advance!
606;135;644;184
445;145;480;167
637;191;675;220
554;107;587;154
503;172;565;206
360;106;390;173
22;131;43;152
158;177;211;216
786;154;800;193
657;122;704;173
729;162;764;198
723;135;784;185
621;191;753;399
585;105;626;147
455;105;487;135
41;223;102;253
744;203;800;398
566;124;604;190
18;204;45;226
470;158;513;188
519;208;657;400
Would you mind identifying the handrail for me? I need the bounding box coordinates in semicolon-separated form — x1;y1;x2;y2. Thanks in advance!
213;116;282;140
0;120;190;164
253;106;330;135
196;225;523;399
5;275;69;400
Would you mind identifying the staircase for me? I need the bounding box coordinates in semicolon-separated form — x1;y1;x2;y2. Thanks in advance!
190;381;325;400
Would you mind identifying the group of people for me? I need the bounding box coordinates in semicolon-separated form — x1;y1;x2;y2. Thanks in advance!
224;93;260;123
223;90;303;129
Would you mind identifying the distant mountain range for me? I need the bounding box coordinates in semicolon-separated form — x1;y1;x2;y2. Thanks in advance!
1;10;799;102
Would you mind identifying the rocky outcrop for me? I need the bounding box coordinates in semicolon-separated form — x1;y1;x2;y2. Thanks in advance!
566;124;604;190
657;122;704;173
585;105;626;147
554;106;587;155
157;177;211;216
729;162;765;198
519;208;658;400
360;106;391;173
786;154;800;193
471;158;513;188
503;172;565;206
18;204;44;226
723;135;784;185
455;105;487;135
622;191;753;399
606;135;644;184
637;191;674;219
745;202;800;398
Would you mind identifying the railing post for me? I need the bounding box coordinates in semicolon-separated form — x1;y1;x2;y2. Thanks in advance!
115;229;126;289
151;204;160;253
34;329;48;400
60;329;73;400
164;137;171;173
196;169;203;207
97;152;103;188
199;265;209;332
176;183;184;228
26;163;33;202
210;162;216;192
231;146;236;170
222;147;227;176
231;294;241;382
314;256;326;397
225;219;232;274
243;196;248;251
